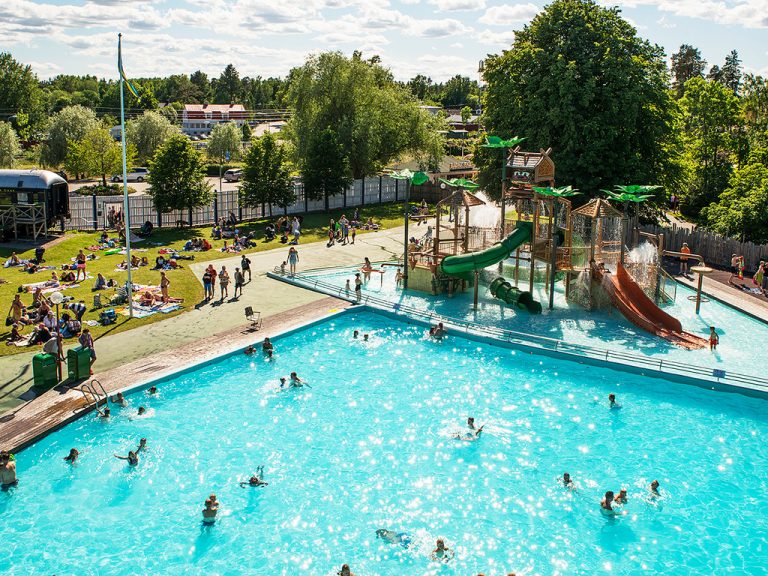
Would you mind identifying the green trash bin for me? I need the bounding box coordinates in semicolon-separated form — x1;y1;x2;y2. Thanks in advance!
32;353;59;389
67;346;92;381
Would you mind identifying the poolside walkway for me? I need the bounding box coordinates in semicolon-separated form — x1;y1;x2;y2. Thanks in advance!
0;224;410;415
0;296;351;453
671;270;768;323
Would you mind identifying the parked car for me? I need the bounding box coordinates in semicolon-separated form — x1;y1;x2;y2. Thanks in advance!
223;169;242;182
112;167;149;183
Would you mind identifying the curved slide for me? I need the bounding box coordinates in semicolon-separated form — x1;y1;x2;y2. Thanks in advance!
593;262;707;350
489;277;542;314
440;221;533;277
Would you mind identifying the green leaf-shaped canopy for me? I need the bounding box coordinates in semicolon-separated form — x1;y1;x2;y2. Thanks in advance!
482;135;526;149
438;177;479;190
601;184;660;203
532;185;580;198
389;169;430;185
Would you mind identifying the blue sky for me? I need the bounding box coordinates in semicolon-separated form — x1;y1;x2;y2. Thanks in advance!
0;0;766;83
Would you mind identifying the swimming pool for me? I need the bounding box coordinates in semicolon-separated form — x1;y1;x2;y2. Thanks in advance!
3;311;767;575
301;263;768;380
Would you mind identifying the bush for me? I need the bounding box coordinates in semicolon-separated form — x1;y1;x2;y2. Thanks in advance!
74;183;138;196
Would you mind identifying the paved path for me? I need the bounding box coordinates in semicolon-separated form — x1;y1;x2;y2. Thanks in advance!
0;297;350;453
0;225;408;414
671;269;768;323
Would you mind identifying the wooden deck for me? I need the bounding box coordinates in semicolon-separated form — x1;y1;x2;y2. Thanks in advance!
0;297;349;453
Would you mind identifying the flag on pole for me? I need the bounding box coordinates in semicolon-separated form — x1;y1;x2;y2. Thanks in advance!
117;33;139;98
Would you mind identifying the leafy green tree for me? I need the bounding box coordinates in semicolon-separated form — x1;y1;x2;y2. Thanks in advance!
460;106;472;125
11;110;30;141
704;162;768;243
240;132;294;216
741;74;768;165
214;64;241;104
671;44;707;98
443;75;477;107
190;70;211;102
678;77;741;215
286;51;442;179
407;74;433;101
158;106;179;125
147;134;213;213
0;53;46;137
41;104;99;167
63;138;89;181
242;122;252;142
302;128;352;212
207;122;242;166
79;127;131;187
720;50;742;94
481;0;677;202
0;121;20;168
126;110;179;163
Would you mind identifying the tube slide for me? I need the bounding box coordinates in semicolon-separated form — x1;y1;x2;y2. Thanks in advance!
489;277;542;314
593;262;707;349
440;221;533;277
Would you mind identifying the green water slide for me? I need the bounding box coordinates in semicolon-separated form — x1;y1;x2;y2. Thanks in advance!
489;277;542;314
440;221;533;277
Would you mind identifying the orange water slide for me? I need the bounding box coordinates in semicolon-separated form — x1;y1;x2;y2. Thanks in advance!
593;263;708;350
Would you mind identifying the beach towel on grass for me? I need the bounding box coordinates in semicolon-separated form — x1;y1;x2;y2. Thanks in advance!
10;335;32;347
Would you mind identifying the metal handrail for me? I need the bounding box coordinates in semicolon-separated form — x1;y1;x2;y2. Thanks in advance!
78;379;108;411
269;271;768;392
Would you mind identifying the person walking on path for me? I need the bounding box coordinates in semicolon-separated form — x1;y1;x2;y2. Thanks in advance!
287;247;299;276
233;268;245;299
78;327;96;375
219;266;230;301
202;267;213;300
160;271;171;303
241;254;252;282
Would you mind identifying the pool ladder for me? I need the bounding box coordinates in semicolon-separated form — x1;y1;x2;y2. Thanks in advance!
79;379;108;412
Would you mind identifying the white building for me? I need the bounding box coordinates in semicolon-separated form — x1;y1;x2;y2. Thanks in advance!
181;104;248;136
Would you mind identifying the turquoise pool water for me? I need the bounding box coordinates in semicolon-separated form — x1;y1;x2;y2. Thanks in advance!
3;311;767;575
302;263;768;378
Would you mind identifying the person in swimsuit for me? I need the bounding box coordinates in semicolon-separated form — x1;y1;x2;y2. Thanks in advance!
219;266;230;300
679;242;691;275
614;488;628;505
709;326;719;351
137;407;147;416
362;258;373;282
455;417;484;441
363;334;369;342
148;386;158;395
431;538;454;562
202;498;218;524
600;491;618;516
113;392;128;407
233;267;245;299
562;472;574;488
97;406;110;419
337;564;355;576
353;330;359;339
289;372;307;387
649;480;661;497
354;273;362;303
375;528;412;548
137;438;148;453
287;247;299;276
0;450;18;488
262;338;273;353
608;394;621;409
160;271;171;303
75;250;87;282
114;450;139;466
239;465;268;487
64;448;79;463
245;345;256;355
395;268;404;287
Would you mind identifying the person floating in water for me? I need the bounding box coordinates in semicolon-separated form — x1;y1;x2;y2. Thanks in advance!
97;406;110;419
614;488;628;505
148;386;158;395
709;326;719;351
600;491;618;516
561;472;574;488
431;538;454;562
136;438;147;453
608;394;621;409
137;406;147;416
455;417;484;441
114;450;139;466
240;465;268;488
363;334;369;342
375;528;412;549
289;372;307;387
0;450;18;489
337;564;355;576
202;498;218;525
649;479;661;498
64;448;79;464
244;345;256;355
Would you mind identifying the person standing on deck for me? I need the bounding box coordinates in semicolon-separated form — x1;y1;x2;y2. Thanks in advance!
679;243;691;275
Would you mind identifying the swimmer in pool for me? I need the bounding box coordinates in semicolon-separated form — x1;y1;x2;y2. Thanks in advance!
137;406;146;416
202;498;218;524
290;372;309;387
114;450;139;466
614;488;628;505
353;330;359;339
608;394;621;409
454;417;484;441
279;377;288;389
0;450;17;488
64;448;79;463
136;438;147;453
266;349;273;360
600;491;618;516
262;337;273;353
112;392;128;407
649;480;660;497
363;334;369;342
431;538;454;562
375;528;412;548
244;345;256;355
337;564;354;576
561;472;573;488
97;406;110;419
148;386;158;395
240;465;268;487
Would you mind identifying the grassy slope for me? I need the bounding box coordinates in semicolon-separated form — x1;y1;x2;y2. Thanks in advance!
0;202;406;357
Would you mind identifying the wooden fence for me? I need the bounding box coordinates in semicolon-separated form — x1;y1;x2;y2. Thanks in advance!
640;224;768;273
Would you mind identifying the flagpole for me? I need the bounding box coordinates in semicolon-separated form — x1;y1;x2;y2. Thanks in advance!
118;33;134;318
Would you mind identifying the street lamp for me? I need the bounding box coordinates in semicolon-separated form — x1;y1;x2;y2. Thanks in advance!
49;291;64;380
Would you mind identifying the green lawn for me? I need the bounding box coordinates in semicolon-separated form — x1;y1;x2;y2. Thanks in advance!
0;202;407;356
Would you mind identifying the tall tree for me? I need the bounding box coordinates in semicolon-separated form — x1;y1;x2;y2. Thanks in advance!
481;0;677;201
126;110;179;163
206;122;242;167
678;77;741;215
442;75;477;107
0;52;46;137
704;162;768;243
40;104;99;167
78;127;130;187
147;134;213;213
0;121;20;168
240;132;294;216
215;64;242;104
286;51;444;180
302;128;352;212
741;74;768;165
407;74;433;101
671;44;707;98
720;50;742;94
189;70;211;102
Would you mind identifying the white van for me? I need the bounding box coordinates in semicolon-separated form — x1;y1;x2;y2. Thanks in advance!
223;169;243;182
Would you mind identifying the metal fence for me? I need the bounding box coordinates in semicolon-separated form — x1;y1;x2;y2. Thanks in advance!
65;176;410;231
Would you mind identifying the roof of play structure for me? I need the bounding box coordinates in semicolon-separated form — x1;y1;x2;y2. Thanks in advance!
572;198;623;219
436;190;486;208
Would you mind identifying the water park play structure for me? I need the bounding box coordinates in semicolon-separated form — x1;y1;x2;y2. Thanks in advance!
404;145;708;349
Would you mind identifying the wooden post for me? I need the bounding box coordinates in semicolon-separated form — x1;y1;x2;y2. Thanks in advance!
695;272;704;314
529;195;538;293
473;270;480;310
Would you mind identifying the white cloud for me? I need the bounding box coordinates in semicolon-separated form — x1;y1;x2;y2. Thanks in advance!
600;0;768;29
427;0;486;11
410;17;472;37
475;28;516;46
478;3;538;25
